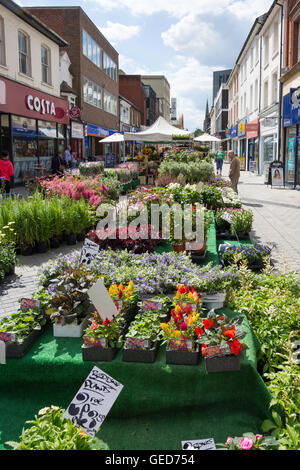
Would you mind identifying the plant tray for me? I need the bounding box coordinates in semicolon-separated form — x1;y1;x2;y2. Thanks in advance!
53;315;90;338
166;344;200;366
205;354;240;373
81;344;119;362
190;249;207;264
123;343;158;363
216;229;250;240
5;324;47;359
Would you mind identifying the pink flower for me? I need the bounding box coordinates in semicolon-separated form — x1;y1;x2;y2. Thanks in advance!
255;434;263;442
240;437;253;450
226;437;233;446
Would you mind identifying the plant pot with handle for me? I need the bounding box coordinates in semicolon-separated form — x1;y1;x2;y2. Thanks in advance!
201;291;226;310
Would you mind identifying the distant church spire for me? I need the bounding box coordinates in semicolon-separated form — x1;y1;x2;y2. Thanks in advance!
203;99;211;134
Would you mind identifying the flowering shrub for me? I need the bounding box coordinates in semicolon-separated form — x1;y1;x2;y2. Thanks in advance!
218;433;278;450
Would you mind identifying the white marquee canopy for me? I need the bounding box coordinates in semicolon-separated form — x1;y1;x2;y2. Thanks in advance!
124;116;192;142
194;133;221;143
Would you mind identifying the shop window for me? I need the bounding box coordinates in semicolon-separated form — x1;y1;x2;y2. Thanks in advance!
41;45;51;85
18;30;31;76
0;16;6;66
38;120;57;138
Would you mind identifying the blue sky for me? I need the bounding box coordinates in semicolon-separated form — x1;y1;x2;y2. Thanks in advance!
20;0;274;131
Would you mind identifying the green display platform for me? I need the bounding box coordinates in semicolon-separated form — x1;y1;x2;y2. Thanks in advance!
0;308;273;451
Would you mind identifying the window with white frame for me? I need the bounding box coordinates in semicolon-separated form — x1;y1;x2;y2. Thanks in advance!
250;84;253;111
264;31;269;66
83;77;102;108
82;29;102;68
272;71;278;104
255;79;258;109
103;52;117;81
18;30;31;76
264;80;269;109
103;90;118;115
244;92;246;115
0;16;5;66
250;48;254;69
273;21;279;56
41;45;51;84
255;37;259;64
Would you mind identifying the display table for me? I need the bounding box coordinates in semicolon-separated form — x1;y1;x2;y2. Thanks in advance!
0;308;274;451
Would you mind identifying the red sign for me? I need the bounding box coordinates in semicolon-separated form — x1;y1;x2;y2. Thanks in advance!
69;106;81;119
0;77;69;125
246;119;259;139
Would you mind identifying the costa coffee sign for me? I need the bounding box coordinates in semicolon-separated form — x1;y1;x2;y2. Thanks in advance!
26;95;56;116
0;77;69;125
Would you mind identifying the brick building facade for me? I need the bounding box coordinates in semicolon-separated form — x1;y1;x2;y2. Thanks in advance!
26;6;119;160
118;74;146;127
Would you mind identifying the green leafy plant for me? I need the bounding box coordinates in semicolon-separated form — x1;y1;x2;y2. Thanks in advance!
5;406;109;450
217;432;278;450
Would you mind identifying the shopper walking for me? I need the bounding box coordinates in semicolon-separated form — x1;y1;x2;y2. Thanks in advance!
51;151;64;176
64;146;72;168
0;150;14;194
215;145;225;176
228;150;240;194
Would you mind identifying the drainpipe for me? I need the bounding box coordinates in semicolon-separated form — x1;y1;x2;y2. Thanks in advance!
276;1;284;166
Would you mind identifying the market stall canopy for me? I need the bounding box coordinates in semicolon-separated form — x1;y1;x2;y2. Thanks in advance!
99;133;124;143
124;116;192;142
194;133;221;142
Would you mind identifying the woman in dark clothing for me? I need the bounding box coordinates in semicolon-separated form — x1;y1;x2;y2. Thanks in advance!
51;151;64;175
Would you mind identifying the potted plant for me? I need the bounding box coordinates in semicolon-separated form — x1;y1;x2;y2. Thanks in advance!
173;284;202;312
195;311;248;373
123;310;162;363
161;304;203;365
219;244;272;272
108;281;138;324
5;406;109;450
48;268;98;337
215;208;253;240
82;310;125;362
0;305;47;358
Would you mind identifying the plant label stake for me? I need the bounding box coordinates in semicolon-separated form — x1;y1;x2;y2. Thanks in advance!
182;438;216;450
64;366;123;437
221;212;232;224
88;278;119;322
80;239;100;267
0;341;6;365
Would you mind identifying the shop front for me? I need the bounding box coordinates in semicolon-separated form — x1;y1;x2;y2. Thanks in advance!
246;119;259;173
282;88;300;188
85;123;118;162
230;124;239;157
0;76;69;183
238;119;247;170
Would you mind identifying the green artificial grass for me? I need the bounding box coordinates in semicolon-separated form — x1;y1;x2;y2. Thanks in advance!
0;309;274;451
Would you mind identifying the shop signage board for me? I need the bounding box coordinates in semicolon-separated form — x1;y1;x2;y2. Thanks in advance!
64;366;123;437
271;167;284;187
283;89;300;127
105;153;116;168
71;122;84;139
0;76;69;124
249;160;258;174
182;438;216;450
268;161;284;186
238;119;246;137
69;107;81;119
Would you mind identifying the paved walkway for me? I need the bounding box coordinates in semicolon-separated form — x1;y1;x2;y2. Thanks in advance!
222;162;300;273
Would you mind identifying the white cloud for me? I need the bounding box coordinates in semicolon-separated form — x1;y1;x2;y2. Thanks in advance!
99;21;140;43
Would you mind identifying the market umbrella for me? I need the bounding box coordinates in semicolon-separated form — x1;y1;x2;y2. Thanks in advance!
194;133;221;142
99;133;124;143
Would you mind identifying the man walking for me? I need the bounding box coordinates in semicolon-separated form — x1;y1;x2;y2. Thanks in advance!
64;146;72;168
228;150;240;194
215;145;225;176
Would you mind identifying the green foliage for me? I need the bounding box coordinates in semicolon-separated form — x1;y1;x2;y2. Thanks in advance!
0;307;46;342
5;406;109;450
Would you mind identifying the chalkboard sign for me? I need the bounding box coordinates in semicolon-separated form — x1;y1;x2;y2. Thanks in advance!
105;153;116;168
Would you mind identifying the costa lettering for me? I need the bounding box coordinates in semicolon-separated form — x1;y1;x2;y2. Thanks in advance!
26;95;56;116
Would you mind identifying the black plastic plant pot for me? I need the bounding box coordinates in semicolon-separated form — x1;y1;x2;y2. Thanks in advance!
205;354;240;373
5;324;47;359
166;345;200;366
36;241;49;253
76;231;86;242
20;244;35;256
82;344;119;362
122;343;158;363
190;250;207;264
50;237;60;249
66;233;77;246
